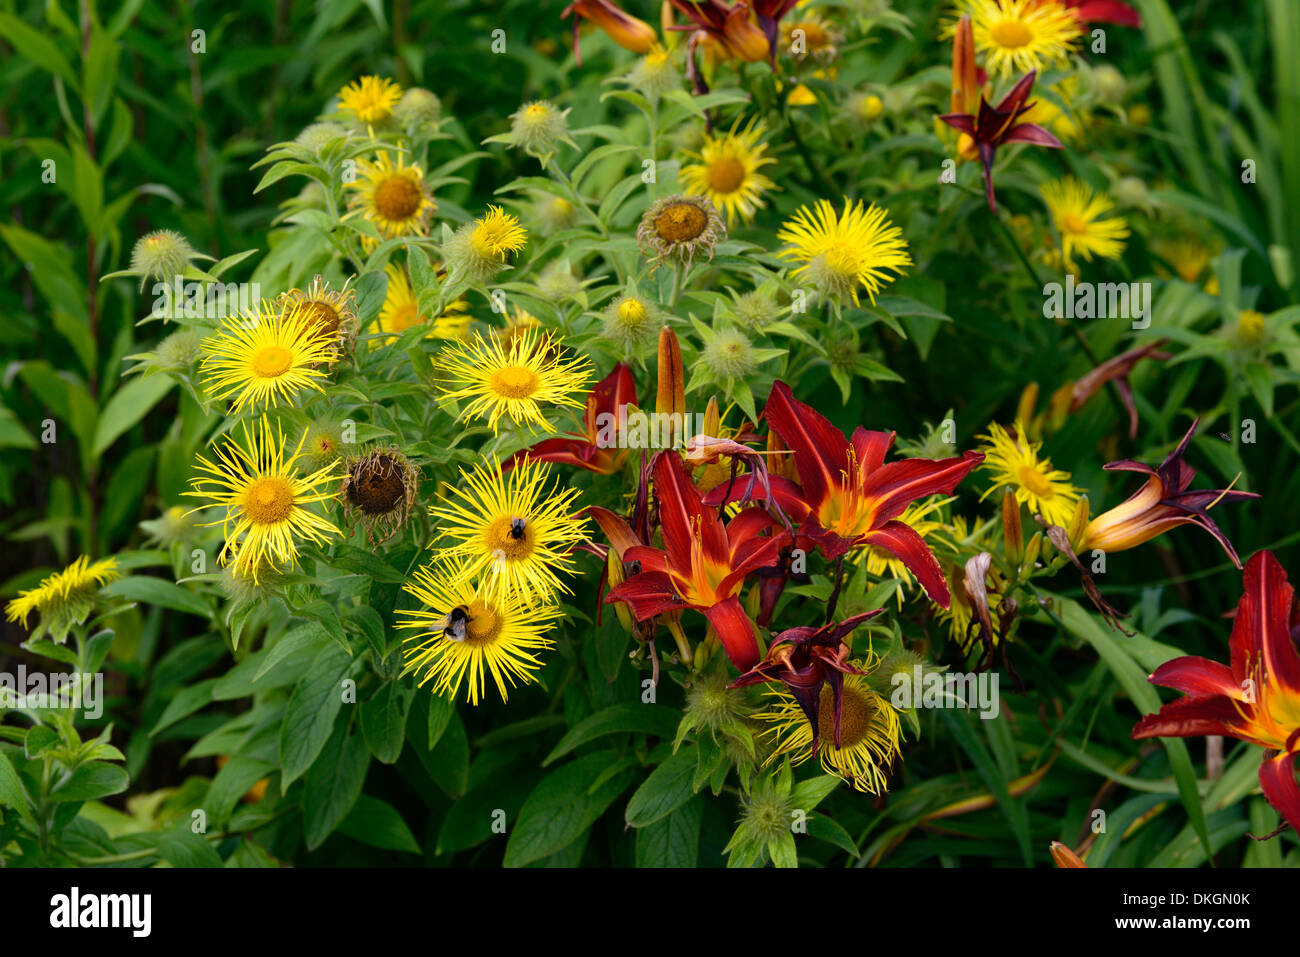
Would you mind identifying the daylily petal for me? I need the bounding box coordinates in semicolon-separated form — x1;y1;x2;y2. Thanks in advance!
1148;655;1240;699
858;450;984;525
1231;550;1300;696
1257;750;1300;834
763;381;848;509
1131;694;1244;741
606;570;683;620
705;596;761;670
862;520;950;607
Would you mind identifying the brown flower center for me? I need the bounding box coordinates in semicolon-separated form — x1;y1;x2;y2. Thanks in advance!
242;477;294;524
816;684;872;749
654;201;709;243
301;300;341;335
347;454;407;515
373;174;423;222
706;156;747;195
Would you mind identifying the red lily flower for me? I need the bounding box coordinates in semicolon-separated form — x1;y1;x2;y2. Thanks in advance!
740;381;984;608
606;451;789;670
1133;551;1300;833
938;70;1064;212
507;363;636;475
1083;418;1260;567
750;0;799;64
1058;0;1141;27
731;610;882;750
666;0;770;93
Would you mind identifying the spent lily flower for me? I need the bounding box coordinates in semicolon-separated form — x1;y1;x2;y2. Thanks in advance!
667;0;770;92
1067;340;1170;439
731;610;882;750
750;0;800;65
507;362;637;475
1083;419;1259;567
606;451;789;670
741;381;984;608
1133;550;1300;833
938;70;1064;213
563;0;660;64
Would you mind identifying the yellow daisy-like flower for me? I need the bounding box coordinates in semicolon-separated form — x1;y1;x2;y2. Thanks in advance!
347;152;436;241
977;420;1080;527
430;456;588;606
679;119;777;225
279;276;359;354
436;327;591;435
397;557;562;705
855;498;951;605
1040;177;1129;270
5;556;120;643
338;75;402;124
777;197;912;307
376;263;470;342
443;205;529;283
200;302;337;413
183;415;342;583
959;0;1081;80
757;675;902;794
500;306;543;354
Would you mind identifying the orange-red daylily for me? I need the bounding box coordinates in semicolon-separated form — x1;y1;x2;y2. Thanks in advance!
1133;550;1300;833
666;0;769;93
605;451;789;670
731;610;882;750
747;381;984;608
507;362;637;475
1083;419;1259;567
563;0;660;63
1056;0;1141;27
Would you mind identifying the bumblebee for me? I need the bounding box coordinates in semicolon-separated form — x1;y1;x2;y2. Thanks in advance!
509;516;528;540
443;606;471;642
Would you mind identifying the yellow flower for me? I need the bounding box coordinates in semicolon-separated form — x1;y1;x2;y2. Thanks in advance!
398;557;562;705
958;0;1081;80
444;205;528;282
5;557;120;643
183;415;342;583
1025;76;1085;145
977;420;1080;527
377;263;470;342
777;197;912;306
756;674;902;794
430;457;589;606
338;75;402;124
679;119;776;225
278;275;359;354
436;327;591;435
200;301;337;413
1040;176;1129;270
347;151;436;240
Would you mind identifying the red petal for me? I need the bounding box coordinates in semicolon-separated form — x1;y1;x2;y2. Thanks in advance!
1130;694;1242;741
1148;655;1239;698
1001;123;1064;148
763;381;848;511
606;570;681;620
652;452;707;569
1231;551;1300;696
858;450;984;526
705;596;761;670
1257;750;1300;833
586;505;641;557
851;427;895;478
861;520;949;607
1070;0;1141;27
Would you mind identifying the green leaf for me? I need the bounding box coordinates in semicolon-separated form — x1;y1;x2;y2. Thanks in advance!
49;761;129;803
207;756;274;827
625;748;697;827
150;679;217;736
338;795;420;854
543;702;680;765
157;828;223;868
635;796;702;867
303;725;371;850
0;12;77;85
503;751;635;868
359;681;414;764
938;708;1033;866
105;576;208;618
279;642;354;790
92;375;174;456
0;750;35;824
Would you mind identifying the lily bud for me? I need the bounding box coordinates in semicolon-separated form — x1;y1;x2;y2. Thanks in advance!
656;325;686;445
1002;490;1023;566
1050;841;1088;868
565;0;659;57
703;395;720;436
1023;531;1043;570
1066;496;1090;552
950;14;978;116
721;6;770;63
606;548;636;634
